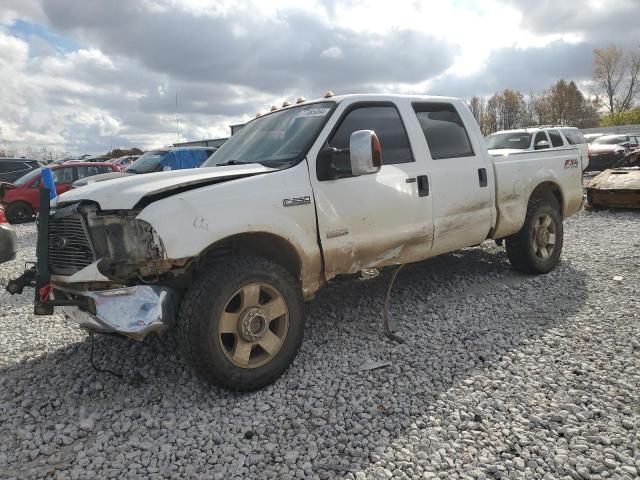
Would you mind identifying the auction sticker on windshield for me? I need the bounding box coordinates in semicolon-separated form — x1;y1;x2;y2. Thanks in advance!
296;107;331;118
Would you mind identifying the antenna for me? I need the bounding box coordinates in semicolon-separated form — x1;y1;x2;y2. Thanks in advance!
175;92;180;143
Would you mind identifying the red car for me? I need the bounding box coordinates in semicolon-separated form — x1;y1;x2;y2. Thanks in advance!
0;162;120;223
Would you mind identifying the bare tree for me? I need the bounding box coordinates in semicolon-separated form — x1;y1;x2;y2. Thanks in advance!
619;46;640;111
0;143;71;162
481;89;527;133
593;45;640;114
468;96;485;125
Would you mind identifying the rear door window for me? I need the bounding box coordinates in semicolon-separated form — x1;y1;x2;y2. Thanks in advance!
548;130;564;147
412;103;474;159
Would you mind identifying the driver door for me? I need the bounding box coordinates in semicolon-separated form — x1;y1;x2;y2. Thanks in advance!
309;101;434;279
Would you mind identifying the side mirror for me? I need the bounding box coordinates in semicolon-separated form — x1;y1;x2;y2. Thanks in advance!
534;140;550;150
349;130;382;175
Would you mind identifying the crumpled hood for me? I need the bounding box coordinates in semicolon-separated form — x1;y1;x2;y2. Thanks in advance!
56;164;274;210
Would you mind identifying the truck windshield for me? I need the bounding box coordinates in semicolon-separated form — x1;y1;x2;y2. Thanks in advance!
203;102;335;168
13;167;42;186
125;151;168;173
486;132;532;150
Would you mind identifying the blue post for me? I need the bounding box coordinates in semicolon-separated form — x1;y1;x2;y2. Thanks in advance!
41;167;57;200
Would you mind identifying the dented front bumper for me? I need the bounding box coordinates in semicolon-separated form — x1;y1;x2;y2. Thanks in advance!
57;285;177;339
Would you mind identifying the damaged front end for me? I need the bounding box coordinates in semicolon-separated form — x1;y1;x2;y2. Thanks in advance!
50;201;173;281
55;285;177;339
6;189;181;338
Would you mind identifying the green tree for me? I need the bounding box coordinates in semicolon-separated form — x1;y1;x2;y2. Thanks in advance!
600;107;640;126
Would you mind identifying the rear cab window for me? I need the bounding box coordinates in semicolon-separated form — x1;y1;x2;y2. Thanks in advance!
486;132;532;150
412;103;474;159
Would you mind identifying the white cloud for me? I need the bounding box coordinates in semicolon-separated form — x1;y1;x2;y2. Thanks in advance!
320;46;343;59
0;0;636;154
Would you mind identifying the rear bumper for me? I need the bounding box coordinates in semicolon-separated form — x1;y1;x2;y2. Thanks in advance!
56;285;177;339
0;224;18;264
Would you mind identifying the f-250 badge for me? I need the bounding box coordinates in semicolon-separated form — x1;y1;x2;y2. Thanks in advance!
282;196;311;207
564;159;579;169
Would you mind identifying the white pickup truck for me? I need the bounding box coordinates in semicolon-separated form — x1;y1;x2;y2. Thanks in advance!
8;93;585;390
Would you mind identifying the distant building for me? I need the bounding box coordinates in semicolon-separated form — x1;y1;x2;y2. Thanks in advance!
173;123;246;149
173;137;228;149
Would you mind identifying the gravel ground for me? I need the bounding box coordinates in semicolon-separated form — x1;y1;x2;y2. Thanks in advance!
0;210;639;480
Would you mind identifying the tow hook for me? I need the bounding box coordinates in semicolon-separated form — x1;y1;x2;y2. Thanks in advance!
6;263;36;295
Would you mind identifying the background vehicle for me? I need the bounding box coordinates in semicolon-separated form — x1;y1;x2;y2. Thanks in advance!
9;94;585;391
587;134;640;171
0;206;17;264
71;147;215;188
0;162;119;223
111;155;139;167
0;158;43;183
486;126;588;170
583;133;604;143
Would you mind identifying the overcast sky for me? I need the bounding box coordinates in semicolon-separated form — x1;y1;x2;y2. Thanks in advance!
0;0;637;154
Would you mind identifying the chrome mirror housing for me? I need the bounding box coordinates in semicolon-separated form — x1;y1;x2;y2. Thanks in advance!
349;130;382;175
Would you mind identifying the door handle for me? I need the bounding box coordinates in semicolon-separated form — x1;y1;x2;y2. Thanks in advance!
417;175;429;197
478;168;487;187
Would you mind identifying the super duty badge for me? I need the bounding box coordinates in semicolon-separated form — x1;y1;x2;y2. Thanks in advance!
282;196;311;207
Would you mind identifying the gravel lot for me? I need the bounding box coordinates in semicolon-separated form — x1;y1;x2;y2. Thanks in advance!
1;210;639;480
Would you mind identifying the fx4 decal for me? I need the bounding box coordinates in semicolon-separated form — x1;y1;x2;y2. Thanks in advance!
564;159;579;169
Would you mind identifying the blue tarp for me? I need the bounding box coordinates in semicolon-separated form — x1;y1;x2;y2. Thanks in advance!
159;149;209;171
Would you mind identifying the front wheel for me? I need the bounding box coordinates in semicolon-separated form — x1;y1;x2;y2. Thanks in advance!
505;199;563;274
6;202;34;224
177;256;304;391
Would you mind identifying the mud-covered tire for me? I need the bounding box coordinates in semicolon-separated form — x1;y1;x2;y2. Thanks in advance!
505;199;563;274
177;256;304;391
6;202;34;224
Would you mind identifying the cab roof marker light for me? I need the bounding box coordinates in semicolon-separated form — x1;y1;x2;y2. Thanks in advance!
282;100;291;107
296;96;306;104
323;90;334;98
255;112;262;118
270;105;278;112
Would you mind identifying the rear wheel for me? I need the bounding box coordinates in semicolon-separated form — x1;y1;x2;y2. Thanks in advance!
178;256;303;391
505;199;563;274
6;202;34;224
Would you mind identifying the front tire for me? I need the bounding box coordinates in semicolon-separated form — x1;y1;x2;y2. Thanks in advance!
178;256;304;391
505;199;563;274
6;202;34;224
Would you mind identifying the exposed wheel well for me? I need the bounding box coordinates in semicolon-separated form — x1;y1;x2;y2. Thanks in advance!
198;232;302;284
529;182;563;215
